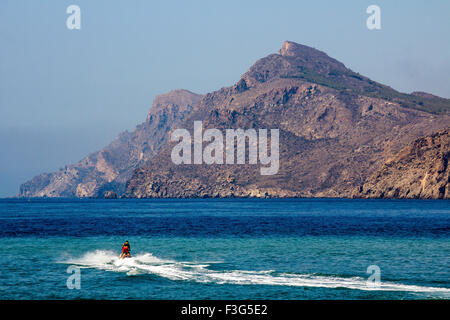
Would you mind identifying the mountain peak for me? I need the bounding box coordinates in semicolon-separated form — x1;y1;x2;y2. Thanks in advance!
147;89;203;121
239;41;348;88
279;40;314;57
278;40;337;63
152;89;202;109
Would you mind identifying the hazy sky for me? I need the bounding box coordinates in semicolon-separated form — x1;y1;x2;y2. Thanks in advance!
1;0;449;196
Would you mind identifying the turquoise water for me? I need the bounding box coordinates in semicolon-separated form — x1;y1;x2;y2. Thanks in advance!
0;198;449;299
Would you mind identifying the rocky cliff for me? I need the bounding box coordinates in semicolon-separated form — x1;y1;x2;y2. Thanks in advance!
124;41;450;198
19;41;450;199
353;128;449;199
18;89;202;197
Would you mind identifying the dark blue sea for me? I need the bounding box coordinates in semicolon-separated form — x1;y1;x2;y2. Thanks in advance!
0;198;449;300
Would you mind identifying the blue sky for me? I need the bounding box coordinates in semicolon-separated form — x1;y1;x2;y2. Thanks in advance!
1;0;449;196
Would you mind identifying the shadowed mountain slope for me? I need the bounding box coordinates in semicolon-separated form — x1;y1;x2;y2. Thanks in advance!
124;41;450;198
18;90;202;197
353;128;449;199
19;41;450;199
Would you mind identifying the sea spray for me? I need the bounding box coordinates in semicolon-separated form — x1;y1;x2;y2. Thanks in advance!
61;250;450;295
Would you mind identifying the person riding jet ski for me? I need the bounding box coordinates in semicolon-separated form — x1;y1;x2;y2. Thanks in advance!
120;240;131;259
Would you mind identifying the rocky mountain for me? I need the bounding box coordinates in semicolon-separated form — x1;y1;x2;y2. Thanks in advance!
353;128;449;199
124;41;450;198
18;89;202;197
19;41;450;199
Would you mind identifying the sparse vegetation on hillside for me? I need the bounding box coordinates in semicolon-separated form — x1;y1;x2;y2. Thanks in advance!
282;66;450;114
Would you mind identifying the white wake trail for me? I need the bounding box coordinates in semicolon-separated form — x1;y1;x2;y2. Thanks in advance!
62;250;450;295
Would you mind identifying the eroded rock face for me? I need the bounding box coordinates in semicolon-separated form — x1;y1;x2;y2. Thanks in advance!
353;128;450;199
124;42;450;199
18;41;450;199
103;190;118;199
18;89;202;198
